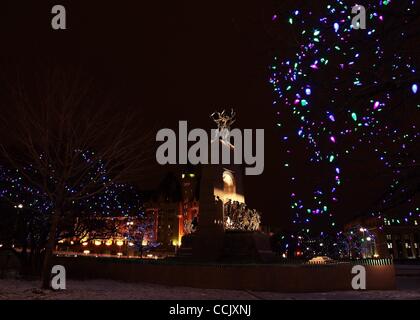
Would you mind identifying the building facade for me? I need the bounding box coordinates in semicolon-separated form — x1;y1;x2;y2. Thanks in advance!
345;216;420;260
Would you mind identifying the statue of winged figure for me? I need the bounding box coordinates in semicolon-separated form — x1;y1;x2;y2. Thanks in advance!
210;109;236;142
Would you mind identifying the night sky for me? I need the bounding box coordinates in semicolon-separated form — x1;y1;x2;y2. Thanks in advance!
0;0;405;231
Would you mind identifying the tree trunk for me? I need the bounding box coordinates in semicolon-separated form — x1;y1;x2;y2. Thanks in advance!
41;210;61;289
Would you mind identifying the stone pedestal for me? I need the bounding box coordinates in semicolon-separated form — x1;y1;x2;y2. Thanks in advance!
222;231;275;263
190;165;225;261
179;230;275;263
177;140;275;263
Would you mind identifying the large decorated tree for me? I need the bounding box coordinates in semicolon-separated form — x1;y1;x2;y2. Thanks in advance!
269;0;419;254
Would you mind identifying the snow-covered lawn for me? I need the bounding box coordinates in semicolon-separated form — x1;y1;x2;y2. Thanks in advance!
1;278;420;300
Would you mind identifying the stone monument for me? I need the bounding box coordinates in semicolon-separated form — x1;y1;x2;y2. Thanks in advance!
178;110;275;262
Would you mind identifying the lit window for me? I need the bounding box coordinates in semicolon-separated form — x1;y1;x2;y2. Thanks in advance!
223;171;235;194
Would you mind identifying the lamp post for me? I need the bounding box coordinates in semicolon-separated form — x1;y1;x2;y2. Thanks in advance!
359;227;366;258
359;227;376;258
13;204;24;247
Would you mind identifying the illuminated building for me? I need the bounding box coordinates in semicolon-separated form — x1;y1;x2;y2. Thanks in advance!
56;215;157;257
345;215;420;260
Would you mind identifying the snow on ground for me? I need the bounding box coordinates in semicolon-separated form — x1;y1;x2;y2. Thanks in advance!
1;277;420;300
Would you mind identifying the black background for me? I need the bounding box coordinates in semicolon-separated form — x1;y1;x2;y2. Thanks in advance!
0;0;401;231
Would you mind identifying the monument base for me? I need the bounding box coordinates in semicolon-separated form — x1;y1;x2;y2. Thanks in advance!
222;231;275;263
178;230;276;263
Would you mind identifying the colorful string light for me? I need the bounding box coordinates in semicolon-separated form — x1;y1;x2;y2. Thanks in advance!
269;0;419;246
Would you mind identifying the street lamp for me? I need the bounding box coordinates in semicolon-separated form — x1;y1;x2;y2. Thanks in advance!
359;227;376;258
359;227;366;258
12;204;24;247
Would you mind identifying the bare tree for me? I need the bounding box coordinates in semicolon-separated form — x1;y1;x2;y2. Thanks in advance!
0;69;155;288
